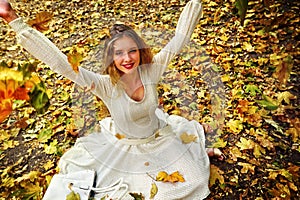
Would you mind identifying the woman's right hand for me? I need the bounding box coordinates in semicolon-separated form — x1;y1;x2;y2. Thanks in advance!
0;0;18;23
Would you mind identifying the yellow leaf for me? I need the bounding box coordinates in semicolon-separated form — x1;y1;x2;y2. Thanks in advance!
253;143;265;158
149;182;158;199
43;160;55;170
268;169;293;181
277;91;296;105
15;171;41;183
209;164;224;186
238;162;255;174
180;132;197;144
0;67;23;81
213;42;225;54
212;138;227;148
167;171;185;183
227;119;243;134
2;140;19;150
28;11;53;32
285;128;298;143
66;191;81;200
156;171;185;183
236;137;254;150
21;182;41;197
67;47;84;73
242;42;254;52
228;146;245;162
156;171;168;181
221;74;231;82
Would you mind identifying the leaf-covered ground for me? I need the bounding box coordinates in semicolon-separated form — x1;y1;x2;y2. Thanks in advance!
0;0;299;199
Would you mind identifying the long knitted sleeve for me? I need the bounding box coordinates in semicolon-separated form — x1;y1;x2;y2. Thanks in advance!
151;0;203;82
9;18;112;99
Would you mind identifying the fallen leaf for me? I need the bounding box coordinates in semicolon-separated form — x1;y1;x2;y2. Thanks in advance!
67;47;84;73
236;137;254;150
209;164;224;186
277;91;296;105
129;192;145;200
156;171;168;181
227;119;243;134
273;55;293;85
180;132;197;144
115;133;126;140
0;99;13;123
238;162;255;174
285;128;298;143
156;171;185;183
28;11;53;32
256;95;278;110
66;190;80;200
245;84;261;96
150;182;158;199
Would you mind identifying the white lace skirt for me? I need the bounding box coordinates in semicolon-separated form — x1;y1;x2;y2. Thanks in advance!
58;110;210;199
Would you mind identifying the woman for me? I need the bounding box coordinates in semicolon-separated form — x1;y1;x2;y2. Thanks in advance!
0;0;223;199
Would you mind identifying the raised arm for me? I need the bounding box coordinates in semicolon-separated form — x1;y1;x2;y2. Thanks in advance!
151;0;203;81
0;0;112;99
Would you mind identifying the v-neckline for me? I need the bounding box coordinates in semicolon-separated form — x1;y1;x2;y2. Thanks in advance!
123;68;145;103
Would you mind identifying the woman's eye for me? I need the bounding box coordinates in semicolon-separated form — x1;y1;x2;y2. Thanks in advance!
129;49;138;54
115;51;123;56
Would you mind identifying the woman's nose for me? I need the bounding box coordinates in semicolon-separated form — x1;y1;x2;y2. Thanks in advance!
123;52;131;61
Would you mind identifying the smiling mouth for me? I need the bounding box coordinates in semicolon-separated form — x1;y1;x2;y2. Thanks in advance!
123;63;134;69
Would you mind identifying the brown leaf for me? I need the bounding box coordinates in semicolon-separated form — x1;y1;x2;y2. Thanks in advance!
28;11;53;32
15;117;29;129
273;55;293;85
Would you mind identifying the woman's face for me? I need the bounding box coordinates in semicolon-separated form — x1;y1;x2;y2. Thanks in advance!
113;36;140;74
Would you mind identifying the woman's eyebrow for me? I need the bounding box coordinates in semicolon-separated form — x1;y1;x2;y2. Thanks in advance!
114;47;138;52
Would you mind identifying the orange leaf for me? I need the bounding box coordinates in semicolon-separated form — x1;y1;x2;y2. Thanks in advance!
28;11;53;32
0;99;13;123
115;133;126;140
0;80;18;100
167;171;185;183
13;87;30;100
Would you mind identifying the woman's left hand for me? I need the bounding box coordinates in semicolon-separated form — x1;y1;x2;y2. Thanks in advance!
0;0;18;23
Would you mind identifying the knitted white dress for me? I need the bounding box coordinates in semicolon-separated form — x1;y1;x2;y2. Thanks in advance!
10;0;210;199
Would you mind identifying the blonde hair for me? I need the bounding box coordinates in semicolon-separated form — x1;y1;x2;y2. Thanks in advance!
103;24;153;85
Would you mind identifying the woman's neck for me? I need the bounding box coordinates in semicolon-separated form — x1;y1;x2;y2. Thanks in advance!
121;68;141;89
